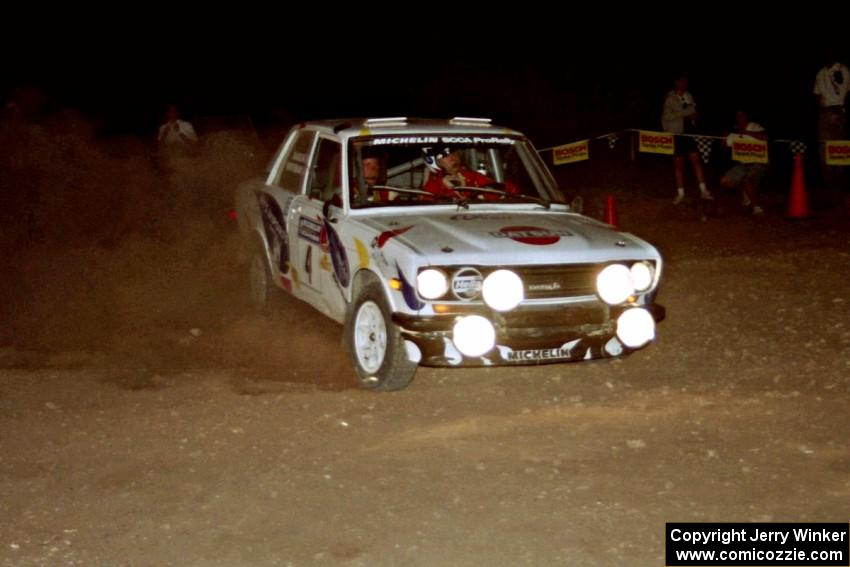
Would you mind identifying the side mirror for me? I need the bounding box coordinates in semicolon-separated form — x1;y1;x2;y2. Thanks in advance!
570;195;584;214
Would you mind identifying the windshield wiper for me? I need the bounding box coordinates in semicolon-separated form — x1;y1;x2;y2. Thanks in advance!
367;185;432;197
451;186;551;209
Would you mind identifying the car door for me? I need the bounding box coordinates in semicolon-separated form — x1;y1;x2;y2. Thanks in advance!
257;129;316;292
288;135;344;312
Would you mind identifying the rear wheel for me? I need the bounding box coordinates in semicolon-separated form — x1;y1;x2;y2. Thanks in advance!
346;281;417;391
249;244;276;313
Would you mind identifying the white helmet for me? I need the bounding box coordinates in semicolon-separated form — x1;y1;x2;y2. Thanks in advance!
422;146;453;173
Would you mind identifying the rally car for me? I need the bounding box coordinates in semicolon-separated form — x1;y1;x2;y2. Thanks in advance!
235;118;664;391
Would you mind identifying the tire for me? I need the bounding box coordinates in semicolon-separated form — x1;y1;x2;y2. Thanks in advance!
249;243;277;313
345;280;417;391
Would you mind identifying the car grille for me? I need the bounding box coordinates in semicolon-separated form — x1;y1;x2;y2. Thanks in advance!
430;262;652;303
513;264;599;300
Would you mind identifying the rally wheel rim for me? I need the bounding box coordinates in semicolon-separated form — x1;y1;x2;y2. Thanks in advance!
354;301;387;375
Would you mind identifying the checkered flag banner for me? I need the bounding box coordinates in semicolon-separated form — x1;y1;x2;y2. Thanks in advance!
694;136;713;164
606;133;619;150
788;140;807;154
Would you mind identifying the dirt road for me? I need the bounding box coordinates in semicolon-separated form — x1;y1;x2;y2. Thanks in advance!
1;150;849;565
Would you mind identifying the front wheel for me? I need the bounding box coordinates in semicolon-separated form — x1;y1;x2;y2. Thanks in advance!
345;281;417;391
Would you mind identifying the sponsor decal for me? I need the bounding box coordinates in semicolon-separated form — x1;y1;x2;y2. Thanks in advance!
451;268;483;300
297;216;323;245
506;347;573;361
319;253;332;273
396;263;424;310
375;226;413;248
258;193;289;274
638;130;675;155
318;223;329;253
284;162;304;175
489;225;572;245
289;266;300;290
553;140;590;165
324;220;350;288
498;339;580;362
439;136;515;145
826;140;850;166
373;136;439;145
732;138;768;164
528;282;562;292
449;213;515;221
354;238;370;269
370;136;515;146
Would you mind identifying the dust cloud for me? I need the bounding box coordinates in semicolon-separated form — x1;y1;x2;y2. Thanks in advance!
0;107;354;389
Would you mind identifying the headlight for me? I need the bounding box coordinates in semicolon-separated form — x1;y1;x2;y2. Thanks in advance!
596;264;635;305
452;315;496;357
482;269;524;311
630;261;654;292
616;307;656;348
417;268;448;299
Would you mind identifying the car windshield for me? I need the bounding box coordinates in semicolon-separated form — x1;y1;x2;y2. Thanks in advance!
348;134;564;209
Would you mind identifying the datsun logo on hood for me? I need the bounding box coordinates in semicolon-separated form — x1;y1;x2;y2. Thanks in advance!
489;225;573;245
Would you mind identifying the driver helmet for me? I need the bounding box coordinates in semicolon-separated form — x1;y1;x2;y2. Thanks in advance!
422;146;453;173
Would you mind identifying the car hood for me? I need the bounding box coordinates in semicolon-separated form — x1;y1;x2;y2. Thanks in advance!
357;208;658;266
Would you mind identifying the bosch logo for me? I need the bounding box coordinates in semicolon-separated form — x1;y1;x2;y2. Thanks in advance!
642;134;673;145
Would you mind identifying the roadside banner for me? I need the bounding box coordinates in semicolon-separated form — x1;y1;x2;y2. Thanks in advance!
553;140;589;165
731;137;769;164
638;130;674;155
826;140;850;166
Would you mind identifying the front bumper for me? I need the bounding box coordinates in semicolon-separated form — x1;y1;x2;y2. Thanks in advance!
393;301;665;367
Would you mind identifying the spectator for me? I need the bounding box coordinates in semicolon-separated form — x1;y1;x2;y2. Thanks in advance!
157;105;198;151
813;47;850;191
662;74;713;204
156;105;200;205
720;110;768;216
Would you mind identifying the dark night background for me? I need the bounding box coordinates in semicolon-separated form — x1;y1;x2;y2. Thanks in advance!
2;16;845;148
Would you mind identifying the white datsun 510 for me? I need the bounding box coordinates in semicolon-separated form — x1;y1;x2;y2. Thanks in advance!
235;118;664;391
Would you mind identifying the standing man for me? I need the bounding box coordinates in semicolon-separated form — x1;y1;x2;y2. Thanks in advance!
662;74;713;204
813;48;850;192
158;105;198;149
157;104;200;204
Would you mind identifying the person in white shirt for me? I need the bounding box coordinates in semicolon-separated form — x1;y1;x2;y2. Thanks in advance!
156;104;200;194
813;48;849;186
720;110;768;216
157;105;198;149
662;74;713;204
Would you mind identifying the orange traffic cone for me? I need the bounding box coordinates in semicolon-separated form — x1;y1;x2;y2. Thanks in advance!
604;195;619;228
787;153;810;218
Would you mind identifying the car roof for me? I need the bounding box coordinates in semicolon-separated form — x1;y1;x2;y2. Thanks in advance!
299;117;524;139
